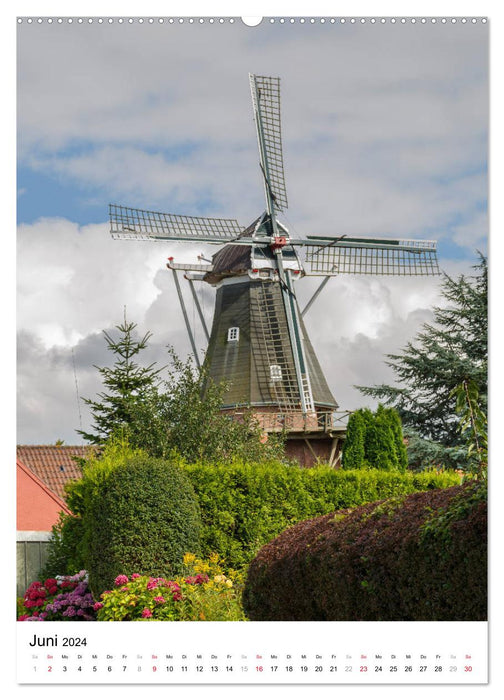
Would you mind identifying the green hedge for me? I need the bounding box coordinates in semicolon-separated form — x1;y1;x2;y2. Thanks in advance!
183;461;460;570
84;454;201;596
243;481;487;621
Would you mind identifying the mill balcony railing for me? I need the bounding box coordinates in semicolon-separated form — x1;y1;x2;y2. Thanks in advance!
230;409;351;434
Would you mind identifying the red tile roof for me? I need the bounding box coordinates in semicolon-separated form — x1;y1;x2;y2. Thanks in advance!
16;445;97;501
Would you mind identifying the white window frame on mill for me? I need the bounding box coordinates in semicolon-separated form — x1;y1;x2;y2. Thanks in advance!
227;326;240;342
270;364;282;382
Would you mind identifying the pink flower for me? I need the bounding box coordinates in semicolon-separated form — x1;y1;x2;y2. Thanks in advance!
146;579;159;590
131;573;141;579
172;592;183;602
114;574;129;586
141;608;153;618
93;602;104;611
153;596;165;604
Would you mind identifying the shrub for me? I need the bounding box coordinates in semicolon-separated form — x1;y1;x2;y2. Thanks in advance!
243;481;486;621
84;453;201;596
41;444;460;586
18;571;96;621
96;554;246;621
183;460;461;570
340;411;366;469
342;405;407;470
39;512;86;579
40;440;141;579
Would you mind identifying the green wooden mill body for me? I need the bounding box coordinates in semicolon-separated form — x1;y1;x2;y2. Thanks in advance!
203;231;337;413
109;75;440;466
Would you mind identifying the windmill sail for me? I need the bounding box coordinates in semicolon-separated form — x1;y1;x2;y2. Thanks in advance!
300;236;440;276
109;204;244;243
249;74;288;213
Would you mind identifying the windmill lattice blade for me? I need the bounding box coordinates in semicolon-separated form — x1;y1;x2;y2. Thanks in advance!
109;204;244;243
303;238;440;276
250;74;288;211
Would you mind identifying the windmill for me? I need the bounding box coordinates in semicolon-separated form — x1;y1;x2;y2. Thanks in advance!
109;74;440;466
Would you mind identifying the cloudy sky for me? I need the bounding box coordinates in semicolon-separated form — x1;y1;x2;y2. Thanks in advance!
16;16;488;445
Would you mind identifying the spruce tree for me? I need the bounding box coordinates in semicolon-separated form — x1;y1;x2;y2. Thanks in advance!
77;315;162;444
357;255;487;448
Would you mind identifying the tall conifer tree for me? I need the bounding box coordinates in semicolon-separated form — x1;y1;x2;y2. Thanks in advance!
358;255;487;447
77;315;161;444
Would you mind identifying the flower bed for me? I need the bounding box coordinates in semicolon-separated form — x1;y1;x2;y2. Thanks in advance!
96;554;245;621
18;555;246;622
18;570;96;621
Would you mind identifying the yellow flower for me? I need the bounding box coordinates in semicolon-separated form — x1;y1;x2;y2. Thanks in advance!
225;580;233;588
194;561;210;574
183;553;197;566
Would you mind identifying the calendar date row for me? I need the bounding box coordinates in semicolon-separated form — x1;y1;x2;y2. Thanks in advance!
35;662;474;674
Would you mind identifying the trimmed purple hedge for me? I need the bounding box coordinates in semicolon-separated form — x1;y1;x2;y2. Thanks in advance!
242;482;487;621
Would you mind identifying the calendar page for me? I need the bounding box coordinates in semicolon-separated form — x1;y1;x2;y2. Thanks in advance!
14;3;490;691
